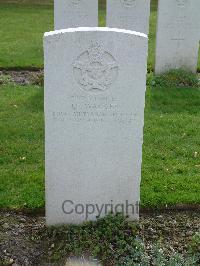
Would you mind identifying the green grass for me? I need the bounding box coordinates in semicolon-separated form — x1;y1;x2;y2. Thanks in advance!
142;85;200;207
0;3;52;68
0;82;44;209
0;0;199;70
1;75;200;209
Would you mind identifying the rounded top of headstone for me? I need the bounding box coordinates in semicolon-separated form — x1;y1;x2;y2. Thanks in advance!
44;27;148;39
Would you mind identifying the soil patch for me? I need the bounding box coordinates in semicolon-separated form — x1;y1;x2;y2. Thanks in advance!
0;70;43;86
0;210;199;265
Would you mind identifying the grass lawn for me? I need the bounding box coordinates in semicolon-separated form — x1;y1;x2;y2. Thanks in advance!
1;77;200;209
0;2;52;68
0;0;199;70
0;83;44;209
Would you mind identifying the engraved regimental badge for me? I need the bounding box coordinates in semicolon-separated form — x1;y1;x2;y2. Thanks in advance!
73;42;119;92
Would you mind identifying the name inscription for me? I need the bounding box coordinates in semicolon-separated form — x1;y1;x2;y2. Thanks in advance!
52;95;136;125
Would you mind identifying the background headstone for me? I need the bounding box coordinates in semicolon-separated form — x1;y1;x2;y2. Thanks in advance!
44;27;148;225
106;0;151;34
54;0;98;30
155;0;200;74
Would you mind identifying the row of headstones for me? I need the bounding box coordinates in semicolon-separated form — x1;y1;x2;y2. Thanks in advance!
54;0;200;74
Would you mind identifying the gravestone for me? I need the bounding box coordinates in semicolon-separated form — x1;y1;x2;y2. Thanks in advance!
155;0;200;74
106;0;151;34
44;27;148;225
54;0;98;30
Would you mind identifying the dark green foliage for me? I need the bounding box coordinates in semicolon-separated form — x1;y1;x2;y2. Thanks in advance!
188;232;200;263
151;70;199;88
43;214;145;265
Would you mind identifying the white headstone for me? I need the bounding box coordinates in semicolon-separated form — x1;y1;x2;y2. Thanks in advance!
106;0;151;34
44;27;148;225
155;0;200;74
54;0;98;30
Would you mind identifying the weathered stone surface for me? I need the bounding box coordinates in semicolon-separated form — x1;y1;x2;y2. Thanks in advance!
155;0;200;74
54;0;98;30
44;27;148;225
106;0;150;34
